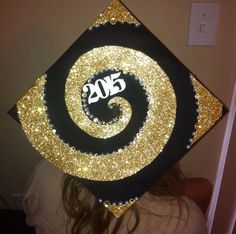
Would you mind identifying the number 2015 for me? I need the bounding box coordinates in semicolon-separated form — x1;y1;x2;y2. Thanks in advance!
82;72;126;104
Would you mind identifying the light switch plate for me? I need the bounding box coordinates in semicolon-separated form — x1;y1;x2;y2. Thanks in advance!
188;3;220;46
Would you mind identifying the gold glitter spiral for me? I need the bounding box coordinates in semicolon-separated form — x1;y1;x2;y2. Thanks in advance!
17;46;176;181
65;49;133;139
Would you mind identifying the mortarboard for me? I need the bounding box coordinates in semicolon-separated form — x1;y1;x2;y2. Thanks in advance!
10;0;226;217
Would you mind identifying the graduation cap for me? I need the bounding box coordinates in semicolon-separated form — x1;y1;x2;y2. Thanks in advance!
11;0;226;217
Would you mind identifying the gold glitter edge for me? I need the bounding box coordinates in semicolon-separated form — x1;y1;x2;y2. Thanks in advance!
90;0;140;29
105;200;136;218
191;74;223;144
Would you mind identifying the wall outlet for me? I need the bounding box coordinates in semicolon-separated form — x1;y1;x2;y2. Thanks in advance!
188;3;220;46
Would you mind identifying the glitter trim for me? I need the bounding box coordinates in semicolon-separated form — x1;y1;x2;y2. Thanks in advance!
89;0;140;29
17;46;176;181
190;74;223;143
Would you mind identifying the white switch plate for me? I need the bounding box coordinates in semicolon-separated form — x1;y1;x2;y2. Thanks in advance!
188;3;220;46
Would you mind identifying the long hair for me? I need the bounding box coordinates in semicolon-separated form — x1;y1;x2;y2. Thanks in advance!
62;164;186;234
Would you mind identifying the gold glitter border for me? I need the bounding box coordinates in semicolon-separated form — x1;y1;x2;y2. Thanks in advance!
90;0;140;29
191;74;223;144
17;46;176;181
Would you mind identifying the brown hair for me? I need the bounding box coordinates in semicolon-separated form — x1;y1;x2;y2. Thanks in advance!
62;164;186;234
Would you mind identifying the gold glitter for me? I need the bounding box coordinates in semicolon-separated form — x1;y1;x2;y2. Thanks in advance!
105;199;136;218
191;74;223;143
17;46;176;181
65;49;133;138
90;0;140;29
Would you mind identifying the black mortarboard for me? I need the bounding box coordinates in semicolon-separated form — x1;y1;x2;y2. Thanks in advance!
11;0;226;217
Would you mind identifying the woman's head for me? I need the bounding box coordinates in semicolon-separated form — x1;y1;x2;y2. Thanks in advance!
62;164;185;234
